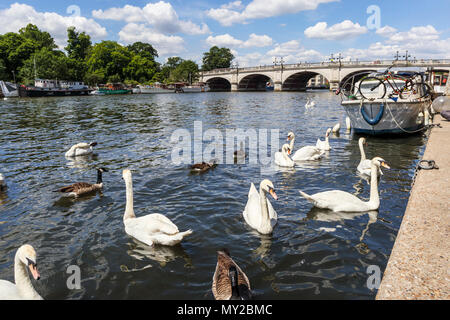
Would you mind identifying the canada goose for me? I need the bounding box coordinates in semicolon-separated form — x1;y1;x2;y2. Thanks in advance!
65;142;98;157
234;141;246;159
0;244;43;300
55;168;108;197
274;144;294;167
191;160;217;173
212;249;252;300
243;180;278;234
287;132;324;161
0;173;6;191
122;169;192;246
299;157;390;212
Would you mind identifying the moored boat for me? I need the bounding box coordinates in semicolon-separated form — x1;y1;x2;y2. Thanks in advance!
18;79;92;97
93;83;132;95
136;83;175;94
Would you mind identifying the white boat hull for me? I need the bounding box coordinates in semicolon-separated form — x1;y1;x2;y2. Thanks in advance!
182;86;210;93
342;99;429;135
138;86;175;94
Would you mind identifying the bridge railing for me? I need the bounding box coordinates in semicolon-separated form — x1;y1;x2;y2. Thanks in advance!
201;59;450;76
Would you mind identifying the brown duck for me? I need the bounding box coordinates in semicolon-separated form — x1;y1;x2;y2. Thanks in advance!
190;160;217;173
55;168;108;197
212;249;252;300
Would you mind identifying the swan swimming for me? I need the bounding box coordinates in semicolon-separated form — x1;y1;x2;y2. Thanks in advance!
274;144;294;167
65;142;98;157
346;117;351;132
0;244;43;300
357;138;383;177
122;169;192;246
332;123;341;134
243;179;278;234
287;132;324;161
305;98;316;108
0;173;6;191
299;157;390;212
212;249;252;300
316;128;332;151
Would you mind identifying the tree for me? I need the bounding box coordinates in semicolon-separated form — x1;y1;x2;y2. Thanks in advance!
127;42;158;59
65;27;93;81
124;55;158;83
202;46;234;71
84;69;105;85
170;60;199;83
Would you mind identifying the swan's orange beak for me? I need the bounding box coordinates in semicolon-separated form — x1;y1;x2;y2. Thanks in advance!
287;148;291;155
29;264;40;280
381;162;390;169
269;189;278;200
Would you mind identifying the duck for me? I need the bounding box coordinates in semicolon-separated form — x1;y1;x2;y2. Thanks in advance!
190;160;218;173
65;142;98;157
274;144;294;167
316;128;332;151
305;98;316;108
234;141;246;159
287;132;324;161
299;157;390;212
55;168;108;197
212;249;252;300
0;244;43;300
346;117;351;132
357;138;383;177
0;173;6;191
332;123;341;134
243;179;278;234
122;169;192;246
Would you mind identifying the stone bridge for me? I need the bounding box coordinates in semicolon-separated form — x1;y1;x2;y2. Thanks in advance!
200;59;450;92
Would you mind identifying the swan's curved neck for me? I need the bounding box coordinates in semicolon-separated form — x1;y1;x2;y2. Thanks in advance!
124;177;136;221
14;255;41;299
259;186;270;225
368;164;380;209
282;148;291;162
289;135;295;151
359;141;366;161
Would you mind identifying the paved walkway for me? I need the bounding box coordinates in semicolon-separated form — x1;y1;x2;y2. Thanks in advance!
376;114;450;299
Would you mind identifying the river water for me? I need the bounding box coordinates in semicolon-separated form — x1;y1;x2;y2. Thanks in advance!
0;91;426;299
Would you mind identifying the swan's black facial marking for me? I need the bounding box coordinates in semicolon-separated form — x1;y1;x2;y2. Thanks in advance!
26;258;37;268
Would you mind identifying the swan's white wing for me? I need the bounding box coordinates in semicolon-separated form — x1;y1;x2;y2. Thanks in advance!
243;184;262;230
292;146;322;161
266;198;278;227
357;159;372;175
135;214;180;235
274;151;284;166
302;190;368;212
0;280;20;300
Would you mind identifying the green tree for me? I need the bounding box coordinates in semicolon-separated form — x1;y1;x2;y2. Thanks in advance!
18;48;70;83
65;27;92;61
202;46;234;71
124;55;158;83
170;60;199;83
84;69;105;85
127;42;158;59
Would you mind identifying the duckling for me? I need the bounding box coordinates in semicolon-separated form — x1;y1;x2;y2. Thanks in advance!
55;168;108;197
212;249;252;300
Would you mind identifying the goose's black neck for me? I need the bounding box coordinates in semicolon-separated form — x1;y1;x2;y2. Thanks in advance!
229;266;241;300
97;170;103;184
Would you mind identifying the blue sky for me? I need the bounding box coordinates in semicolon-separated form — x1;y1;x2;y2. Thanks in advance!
0;0;449;66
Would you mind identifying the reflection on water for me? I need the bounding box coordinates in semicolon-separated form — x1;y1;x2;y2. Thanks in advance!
0;92;426;299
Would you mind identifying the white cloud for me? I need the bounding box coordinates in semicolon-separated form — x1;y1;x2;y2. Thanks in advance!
0;3;107;48
118;23;185;56
304;20;367;40
375;25;397;37
207;0;338;26
386;25;439;43
206;33;273;48
93;1;210;35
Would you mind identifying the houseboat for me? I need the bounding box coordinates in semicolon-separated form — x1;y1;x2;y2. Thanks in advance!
18;79;92;97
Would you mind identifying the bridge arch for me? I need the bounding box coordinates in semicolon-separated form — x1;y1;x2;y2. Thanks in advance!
205;77;232;91
238;73;274;91
282;71;330;91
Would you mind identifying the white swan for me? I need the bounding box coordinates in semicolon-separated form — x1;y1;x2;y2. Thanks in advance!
287;132;324;161
346;117;351;132
316;128;332;151
122;169;192;246
299;157;390;212
274;144;294;167
65;142;98;157
0;173;5;191
332;123;341;134
357;138;383;177
305;98;316;108
243;180;278;234
0;244;43;300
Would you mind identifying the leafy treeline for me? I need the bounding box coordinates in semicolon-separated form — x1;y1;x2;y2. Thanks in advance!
0;24;235;85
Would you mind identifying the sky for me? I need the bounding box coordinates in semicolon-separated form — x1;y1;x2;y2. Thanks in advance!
0;0;449;67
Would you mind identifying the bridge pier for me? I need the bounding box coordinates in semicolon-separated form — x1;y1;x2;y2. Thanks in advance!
274;82;282;92
231;83;238;92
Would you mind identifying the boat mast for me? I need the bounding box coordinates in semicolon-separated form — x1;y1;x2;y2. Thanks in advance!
34;55;37;80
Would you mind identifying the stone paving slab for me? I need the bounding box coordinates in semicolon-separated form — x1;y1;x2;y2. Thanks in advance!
376;114;450;300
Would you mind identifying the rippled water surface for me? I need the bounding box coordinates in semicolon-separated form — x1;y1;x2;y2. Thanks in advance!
0;92;426;299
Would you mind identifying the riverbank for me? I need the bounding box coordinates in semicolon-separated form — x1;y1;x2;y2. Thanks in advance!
376;114;450;299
